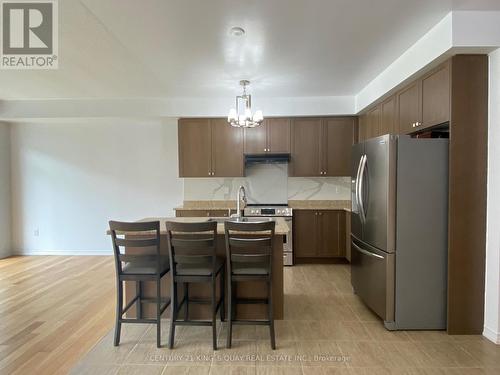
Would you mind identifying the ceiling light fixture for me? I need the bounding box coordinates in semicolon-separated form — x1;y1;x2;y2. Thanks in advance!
228;80;264;128
229;26;245;36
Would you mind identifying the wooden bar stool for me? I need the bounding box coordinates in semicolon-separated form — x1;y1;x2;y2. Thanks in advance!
109;220;171;348
165;221;225;350
224;220;276;349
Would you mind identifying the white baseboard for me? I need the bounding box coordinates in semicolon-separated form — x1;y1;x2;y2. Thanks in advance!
483;326;500;344
13;249;112;256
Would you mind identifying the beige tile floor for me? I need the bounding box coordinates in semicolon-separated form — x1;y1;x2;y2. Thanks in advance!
71;264;500;374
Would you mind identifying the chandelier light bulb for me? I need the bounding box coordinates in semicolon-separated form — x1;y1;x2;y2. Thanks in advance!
253;110;263;123
228;108;237;122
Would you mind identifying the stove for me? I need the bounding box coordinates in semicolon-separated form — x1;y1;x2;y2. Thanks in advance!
243;204;292;217
243;204;294;266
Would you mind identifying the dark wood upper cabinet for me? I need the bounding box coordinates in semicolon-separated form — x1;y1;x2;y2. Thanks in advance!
358;113;368;143
367;105;381;138
293;210;318;258
363;62;450;138
267;118;291;153
178;118;212;177
180;116;353;178
422;61;450;129
212;119;244;177
291;117;355;177
178;118;243;177
290;118;322;176
381;95;398;135
357;96;397;142
398;80;422;134
243;122;267;154
244;118;290;154
323;117;355;176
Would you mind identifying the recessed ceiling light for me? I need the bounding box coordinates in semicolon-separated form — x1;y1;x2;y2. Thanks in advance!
229;27;245;36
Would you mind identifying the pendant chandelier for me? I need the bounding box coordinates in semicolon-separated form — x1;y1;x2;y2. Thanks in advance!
227;80;264;128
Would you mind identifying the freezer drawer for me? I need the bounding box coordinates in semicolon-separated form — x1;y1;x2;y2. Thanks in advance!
351;237;395;323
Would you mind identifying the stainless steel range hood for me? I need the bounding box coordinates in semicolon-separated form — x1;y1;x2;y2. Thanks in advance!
244;153;290;165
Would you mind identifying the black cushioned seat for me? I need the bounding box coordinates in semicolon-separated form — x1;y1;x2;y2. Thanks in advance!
176;257;224;276
122;257;170;275
232;262;269;275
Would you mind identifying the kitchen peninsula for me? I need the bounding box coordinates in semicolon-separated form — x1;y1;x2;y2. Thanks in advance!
107;216;288;320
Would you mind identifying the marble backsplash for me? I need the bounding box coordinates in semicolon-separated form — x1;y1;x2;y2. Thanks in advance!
183;163;351;203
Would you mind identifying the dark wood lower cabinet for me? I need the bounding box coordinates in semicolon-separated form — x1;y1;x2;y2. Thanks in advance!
293;210;318;257
317;210;345;257
294;209;346;261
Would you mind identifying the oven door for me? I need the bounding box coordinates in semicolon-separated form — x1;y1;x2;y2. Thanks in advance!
351;236;394;323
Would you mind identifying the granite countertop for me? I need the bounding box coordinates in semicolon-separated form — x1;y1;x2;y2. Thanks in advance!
107;216;289;236
287;200;351;211
175;200;351;212
174;200;237;210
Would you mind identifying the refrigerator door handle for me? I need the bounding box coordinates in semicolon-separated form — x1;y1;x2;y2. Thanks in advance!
355;155;363;213
352;241;384;259
358;154;368;222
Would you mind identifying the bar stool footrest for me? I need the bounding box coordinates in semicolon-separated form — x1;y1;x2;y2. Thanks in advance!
174;320;215;326
235;298;269;305
231;319;272;325
120;318;159;324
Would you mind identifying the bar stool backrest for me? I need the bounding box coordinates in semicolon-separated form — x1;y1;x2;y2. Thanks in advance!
224;221;275;276
109;220;162;275
165;221;218;277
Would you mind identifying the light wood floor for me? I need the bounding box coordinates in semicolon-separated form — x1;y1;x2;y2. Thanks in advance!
0;256;116;375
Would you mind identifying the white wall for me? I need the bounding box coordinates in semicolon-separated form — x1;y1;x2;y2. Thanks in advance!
10;118;183;255
484;48;500;344
0;122;11;259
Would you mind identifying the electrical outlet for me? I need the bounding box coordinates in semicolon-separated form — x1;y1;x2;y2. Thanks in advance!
34;229;39;237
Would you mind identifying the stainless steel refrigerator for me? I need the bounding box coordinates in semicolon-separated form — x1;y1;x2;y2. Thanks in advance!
351;134;448;330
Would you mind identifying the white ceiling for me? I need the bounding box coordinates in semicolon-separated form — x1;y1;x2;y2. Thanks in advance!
1;0;500;100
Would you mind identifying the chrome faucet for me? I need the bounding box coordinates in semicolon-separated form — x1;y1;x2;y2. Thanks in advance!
232;185;247;218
